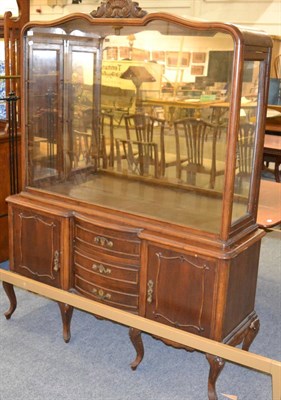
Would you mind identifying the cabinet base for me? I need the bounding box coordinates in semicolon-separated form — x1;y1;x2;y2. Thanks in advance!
2;283;260;400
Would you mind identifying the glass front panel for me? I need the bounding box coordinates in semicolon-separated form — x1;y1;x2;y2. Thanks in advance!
25;34;63;181
25;19;238;234
232;60;260;224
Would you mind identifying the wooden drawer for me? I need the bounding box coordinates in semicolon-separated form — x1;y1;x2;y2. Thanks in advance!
74;217;141;260
75;275;139;312
74;250;139;291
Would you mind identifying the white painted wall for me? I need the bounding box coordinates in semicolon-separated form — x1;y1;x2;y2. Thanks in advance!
27;0;281;36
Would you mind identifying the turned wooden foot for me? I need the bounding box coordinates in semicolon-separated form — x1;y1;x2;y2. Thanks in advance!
129;327;144;370
58;302;74;343
242;316;260;351
206;353;225;400
2;282;17;319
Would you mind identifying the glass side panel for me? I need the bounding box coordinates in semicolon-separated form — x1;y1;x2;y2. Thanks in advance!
25;20;237;234
232;60;260;224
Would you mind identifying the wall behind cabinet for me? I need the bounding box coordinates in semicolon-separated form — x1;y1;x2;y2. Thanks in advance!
29;0;281;36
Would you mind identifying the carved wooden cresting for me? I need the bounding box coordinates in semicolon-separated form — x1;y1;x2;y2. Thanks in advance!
91;0;147;18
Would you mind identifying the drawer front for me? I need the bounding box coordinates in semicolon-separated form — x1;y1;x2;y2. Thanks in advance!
75;275;139;312
74;250;139;292
74;219;141;260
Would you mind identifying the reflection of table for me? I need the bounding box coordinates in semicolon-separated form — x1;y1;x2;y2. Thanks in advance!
211;101;257;122
257;179;281;228
263;134;281;182
142;97;222;122
143;98;257;123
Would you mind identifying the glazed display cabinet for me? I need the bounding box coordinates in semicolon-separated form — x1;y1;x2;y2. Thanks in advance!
2;1;272;399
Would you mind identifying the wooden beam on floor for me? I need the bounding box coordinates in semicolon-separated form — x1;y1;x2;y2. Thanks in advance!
1;269;280;400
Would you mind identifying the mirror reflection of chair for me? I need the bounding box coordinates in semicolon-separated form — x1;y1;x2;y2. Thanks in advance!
99;111;114;168
76;111;114;170
236;122;255;188
116;114;163;177
113;95;135;125
73;129;92;167
124;114;155;142
210;105;229;138
174;117;225;188
117;138;160;177
116;113;178;178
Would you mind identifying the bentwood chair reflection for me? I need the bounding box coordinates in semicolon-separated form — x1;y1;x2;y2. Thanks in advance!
174;117;225;188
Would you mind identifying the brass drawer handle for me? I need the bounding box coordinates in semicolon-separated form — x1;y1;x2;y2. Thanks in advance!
147;279;154;304
94;236;113;248
53;250;60;272
92;263;111;275
92;288;111;301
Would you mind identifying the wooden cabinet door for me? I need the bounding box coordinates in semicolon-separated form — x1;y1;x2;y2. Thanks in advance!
10;206;62;287
145;245;217;338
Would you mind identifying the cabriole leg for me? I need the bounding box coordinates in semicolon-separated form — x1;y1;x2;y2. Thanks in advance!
206;353;225;400
242;316;260;351
129;327;144;370
58;302;74;343
2;282;17;319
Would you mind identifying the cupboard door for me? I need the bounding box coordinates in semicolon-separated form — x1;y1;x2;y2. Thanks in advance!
146;245;217;338
10;207;62;287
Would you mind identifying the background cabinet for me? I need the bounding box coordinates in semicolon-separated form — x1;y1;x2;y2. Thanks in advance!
0;133;21;262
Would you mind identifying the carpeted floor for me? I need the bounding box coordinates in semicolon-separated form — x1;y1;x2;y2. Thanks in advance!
0;230;280;400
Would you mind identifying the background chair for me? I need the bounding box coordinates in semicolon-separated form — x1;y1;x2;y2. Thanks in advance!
173;117;225;188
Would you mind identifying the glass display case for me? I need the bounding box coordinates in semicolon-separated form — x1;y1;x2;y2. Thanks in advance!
23;8;271;238
3;2;272;399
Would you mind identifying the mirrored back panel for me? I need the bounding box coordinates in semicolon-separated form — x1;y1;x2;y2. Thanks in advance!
23;16;268;235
